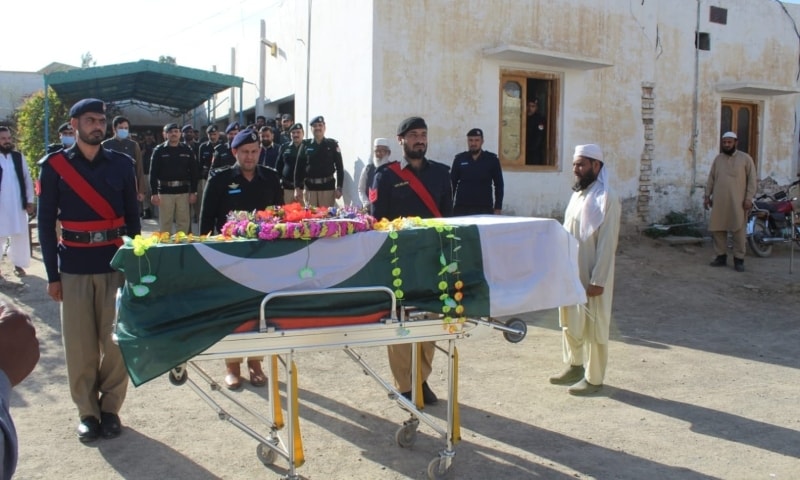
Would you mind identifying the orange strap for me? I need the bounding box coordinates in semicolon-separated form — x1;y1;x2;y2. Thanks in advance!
388;162;442;218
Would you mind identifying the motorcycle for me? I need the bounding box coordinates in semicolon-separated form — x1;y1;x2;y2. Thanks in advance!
746;177;800;257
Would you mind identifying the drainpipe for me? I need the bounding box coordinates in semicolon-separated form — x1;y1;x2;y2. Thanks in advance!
691;0;701;196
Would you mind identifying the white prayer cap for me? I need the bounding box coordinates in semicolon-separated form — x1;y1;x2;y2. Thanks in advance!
573;144;604;162
373;138;390;148
722;131;737;139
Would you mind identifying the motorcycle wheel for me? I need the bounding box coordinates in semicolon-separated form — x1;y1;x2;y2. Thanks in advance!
747;219;773;257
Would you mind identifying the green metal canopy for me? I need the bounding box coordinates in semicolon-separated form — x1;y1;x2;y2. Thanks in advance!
44;60;243;112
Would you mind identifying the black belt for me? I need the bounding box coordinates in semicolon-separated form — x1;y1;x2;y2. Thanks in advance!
306;176;334;185
62;227;126;244
160;180;190;187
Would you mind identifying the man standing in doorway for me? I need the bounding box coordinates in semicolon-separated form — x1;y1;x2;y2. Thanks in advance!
704;131;756;272
370;116;453;405
0;127;34;279
526;97;546;165
450;128;504;215
38;98;141;441
549;144;620;396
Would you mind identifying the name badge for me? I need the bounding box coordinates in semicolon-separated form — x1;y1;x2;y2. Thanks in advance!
228;189;241;194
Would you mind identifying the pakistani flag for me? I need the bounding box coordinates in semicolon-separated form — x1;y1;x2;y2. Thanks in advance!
111;216;584;386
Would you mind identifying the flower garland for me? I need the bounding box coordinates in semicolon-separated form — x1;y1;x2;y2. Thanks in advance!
220;203;375;240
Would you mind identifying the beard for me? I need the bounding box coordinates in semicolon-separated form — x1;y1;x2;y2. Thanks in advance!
403;142;426;160
573;169;598;191
721;145;736;155
0;144;12;154
261;140;272;148
79;129;105;146
468;147;481;155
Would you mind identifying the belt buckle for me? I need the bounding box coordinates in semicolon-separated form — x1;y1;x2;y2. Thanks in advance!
90;230;108;243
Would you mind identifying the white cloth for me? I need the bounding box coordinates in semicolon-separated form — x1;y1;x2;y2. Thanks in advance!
0;153;33;268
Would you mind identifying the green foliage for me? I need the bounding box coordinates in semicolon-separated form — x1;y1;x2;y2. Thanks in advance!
643;211;703;238
14;87;69;179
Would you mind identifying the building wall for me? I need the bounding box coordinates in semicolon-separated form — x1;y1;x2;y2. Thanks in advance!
259;0;800;223
0;72;43;122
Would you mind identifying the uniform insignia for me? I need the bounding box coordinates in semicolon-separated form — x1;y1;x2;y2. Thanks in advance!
228;183;239;190
394;181;409;188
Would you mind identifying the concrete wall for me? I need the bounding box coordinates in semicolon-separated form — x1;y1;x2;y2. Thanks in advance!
0;72;43;122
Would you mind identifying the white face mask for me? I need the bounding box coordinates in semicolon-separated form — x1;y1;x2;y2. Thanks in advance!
61;135;76;146
116;128;129;139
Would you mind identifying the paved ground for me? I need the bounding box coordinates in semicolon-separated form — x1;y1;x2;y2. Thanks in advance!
2;228;799;480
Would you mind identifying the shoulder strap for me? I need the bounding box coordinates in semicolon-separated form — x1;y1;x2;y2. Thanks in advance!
49;152;118;219
387;162;442;218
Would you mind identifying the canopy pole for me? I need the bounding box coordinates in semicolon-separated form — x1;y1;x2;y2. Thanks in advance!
43;77;50;150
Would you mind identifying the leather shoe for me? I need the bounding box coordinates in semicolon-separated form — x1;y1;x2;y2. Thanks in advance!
13;266;26;277
77;416;101;443
421;381;438;405
733;258;745;272
100;412;122;439
549;365;585;385
709;255;727;267
568;378;603;396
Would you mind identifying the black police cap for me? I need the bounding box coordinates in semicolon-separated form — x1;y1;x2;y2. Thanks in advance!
289;123;303;132
69;98;105;118
467;128;483;137
281;113;293;121
181;124;194;133
231;128;260;149
206;125;219;134
164;123;180;132
310;115;325;126
58;122;73;133
397;116;427;136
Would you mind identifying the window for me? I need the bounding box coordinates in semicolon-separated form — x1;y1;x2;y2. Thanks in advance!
499;70;559;169
720;101;758;170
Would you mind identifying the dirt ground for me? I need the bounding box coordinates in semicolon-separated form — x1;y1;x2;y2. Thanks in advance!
2;227;799;480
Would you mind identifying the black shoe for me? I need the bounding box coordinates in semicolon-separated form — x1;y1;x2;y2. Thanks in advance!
709;255;727;267
733;258;745;272
77;416;101;443
100;412;122;439
421;381;438;405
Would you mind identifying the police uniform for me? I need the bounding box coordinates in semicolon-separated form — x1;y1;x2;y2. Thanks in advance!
200;165;283;233
211;122;240;169
149;124;198;234
102;136;145;204
37;98;141;437
295;116;344;207
275;123;306;204
197;125;221;221
371;117;453;404
46;122;75;154
450;130;504;215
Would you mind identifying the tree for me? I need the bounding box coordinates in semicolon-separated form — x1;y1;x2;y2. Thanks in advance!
81;51;96;68
14;88;69;179
158;55;177;65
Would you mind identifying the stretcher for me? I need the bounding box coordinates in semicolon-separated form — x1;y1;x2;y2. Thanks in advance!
111;215;586;479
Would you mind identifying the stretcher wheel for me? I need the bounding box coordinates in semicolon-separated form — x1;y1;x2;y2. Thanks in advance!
256;443;277;465
395;423;418;448
168;366;188;385
503;317;527;343
427;456;453;479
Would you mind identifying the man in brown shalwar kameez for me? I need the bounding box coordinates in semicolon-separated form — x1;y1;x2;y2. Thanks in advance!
704;131;756;272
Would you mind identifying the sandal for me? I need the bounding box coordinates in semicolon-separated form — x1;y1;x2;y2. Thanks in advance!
248;360;267;387
224;373;242;390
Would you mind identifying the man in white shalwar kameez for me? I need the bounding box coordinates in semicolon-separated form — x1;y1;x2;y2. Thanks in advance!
550;144;621;395
0;127;34;281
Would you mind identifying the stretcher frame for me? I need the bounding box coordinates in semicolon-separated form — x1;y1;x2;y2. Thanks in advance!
167;286;526;480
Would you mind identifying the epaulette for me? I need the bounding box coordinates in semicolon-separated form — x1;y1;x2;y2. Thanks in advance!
209;165;232;178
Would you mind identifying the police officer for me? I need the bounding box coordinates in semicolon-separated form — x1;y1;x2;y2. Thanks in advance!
211;122;240;169
450;128;505;215
46;122;76;154
197;125;222;219
294;115;344;207
37;98;141;442
370;116;453;406
149;123;198;235
199;128;283;389
275;123;306;204
200;128;283;234
181;124;200;160
102;116;145;206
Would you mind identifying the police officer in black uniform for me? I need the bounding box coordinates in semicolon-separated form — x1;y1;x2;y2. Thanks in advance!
450;128;504;215
294;115;344;207
211;122;240;169
197;125;221;218
46;122;76;154
275;123;306;205
37;98;141;442
370;116;452;406
149;123;198;234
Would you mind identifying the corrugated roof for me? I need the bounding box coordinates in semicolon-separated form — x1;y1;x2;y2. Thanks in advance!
44;60;243;112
